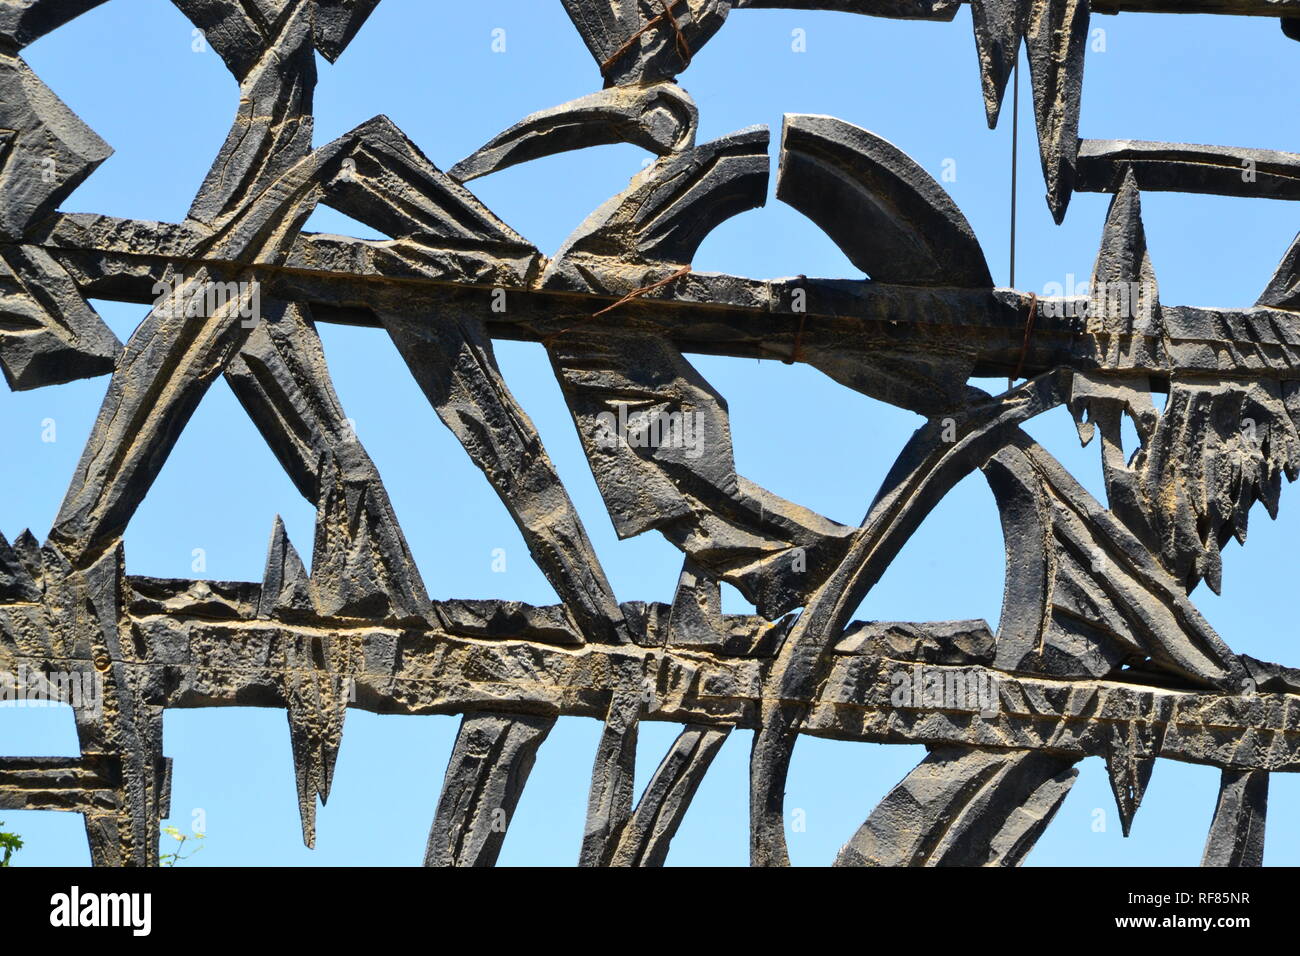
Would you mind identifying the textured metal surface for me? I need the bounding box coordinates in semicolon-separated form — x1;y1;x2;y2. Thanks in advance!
0;0;1297;867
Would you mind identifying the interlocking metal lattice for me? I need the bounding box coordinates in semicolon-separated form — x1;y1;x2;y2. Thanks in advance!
1;0;1298;867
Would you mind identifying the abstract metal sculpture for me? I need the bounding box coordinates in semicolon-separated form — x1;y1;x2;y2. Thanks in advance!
0;0;1297;867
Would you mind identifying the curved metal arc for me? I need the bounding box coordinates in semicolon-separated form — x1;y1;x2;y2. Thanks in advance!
749;371;1071;865
449;84;699;184
776;113;993;287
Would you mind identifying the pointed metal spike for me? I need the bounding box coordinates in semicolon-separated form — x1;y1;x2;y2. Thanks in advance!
0;530;41;603
312;0;382;63
970;0;1025;128
310;451;394;619
257;515;316;619
286;701;320;849
284;635;351;849
1090;169;1161;350
0;54;112;238
1258;232;1299;311
11;530;42;582
1093;170;1148;283
1024;0;1090;223
0;244;121;390
1105;722;1155;837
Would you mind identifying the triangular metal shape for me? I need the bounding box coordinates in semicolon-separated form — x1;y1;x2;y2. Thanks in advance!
1257;232;1299;311
1089;169;1160;340
284;633;351;849
258;515;316;619
10;529;43;582
1106;720;1156;837
970;0;1026;128
1024;0;1090;223
0;529;41;603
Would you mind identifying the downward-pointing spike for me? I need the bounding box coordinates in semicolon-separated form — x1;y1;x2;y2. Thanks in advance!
1024;0;1090;223
284;635;351;849
312;0;382;63
1105;721;1155;837
971;0;1026;128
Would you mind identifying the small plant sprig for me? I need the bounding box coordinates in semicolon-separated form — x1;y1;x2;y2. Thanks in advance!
159;825;205;867
0;822;23;867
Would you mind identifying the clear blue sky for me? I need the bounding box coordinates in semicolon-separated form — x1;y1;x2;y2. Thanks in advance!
2;0;1298;866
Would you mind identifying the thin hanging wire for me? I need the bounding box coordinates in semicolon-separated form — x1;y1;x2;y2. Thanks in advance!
1009;59;1019;290
1008;58;1020;392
